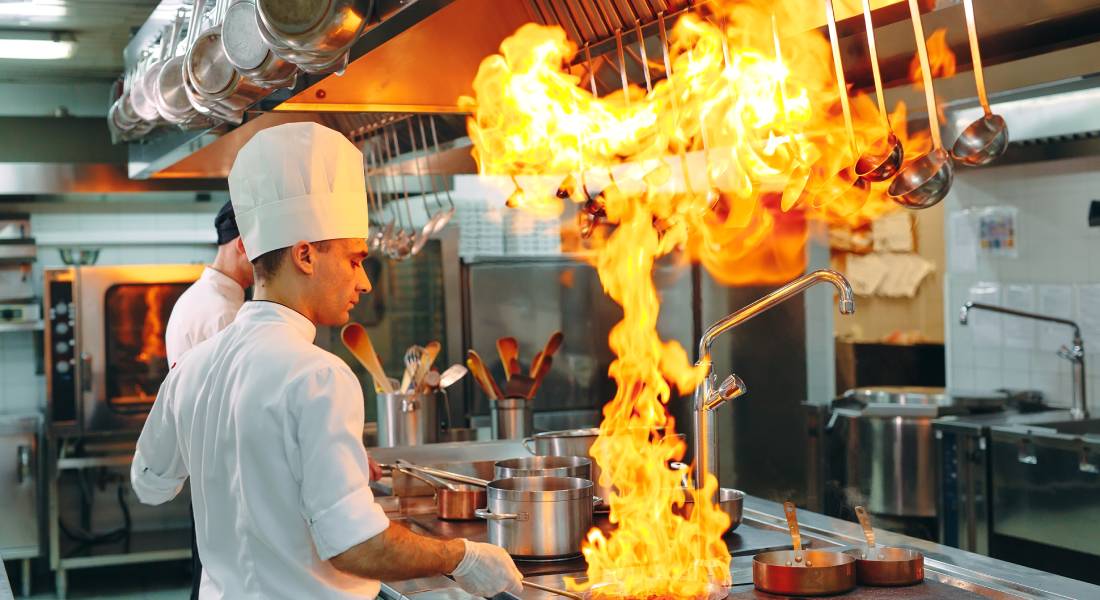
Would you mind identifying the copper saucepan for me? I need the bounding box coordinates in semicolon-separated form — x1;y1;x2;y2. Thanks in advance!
847;506;924;586
392;462;486;521
753;501;856;596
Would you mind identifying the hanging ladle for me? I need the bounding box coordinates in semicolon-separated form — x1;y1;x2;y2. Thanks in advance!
824;0;871;207
950;0;1009;166
854;0;904;182
888;0;955;209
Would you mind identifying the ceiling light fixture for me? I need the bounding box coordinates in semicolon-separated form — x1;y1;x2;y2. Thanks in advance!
0;1;68;19
0;30;75;60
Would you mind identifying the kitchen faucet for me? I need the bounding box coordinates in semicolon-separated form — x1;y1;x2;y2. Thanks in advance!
959;302;1088;420
691;269;855;489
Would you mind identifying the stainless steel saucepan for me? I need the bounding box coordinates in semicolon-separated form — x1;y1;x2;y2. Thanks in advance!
256;0;373;73
221;0;298;88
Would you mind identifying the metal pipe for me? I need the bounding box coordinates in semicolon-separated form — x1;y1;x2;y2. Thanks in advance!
959;301;1088;420
691;269;855;488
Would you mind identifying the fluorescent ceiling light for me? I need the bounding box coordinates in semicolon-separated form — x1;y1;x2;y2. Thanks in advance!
0;1;67;18
0;38;74;60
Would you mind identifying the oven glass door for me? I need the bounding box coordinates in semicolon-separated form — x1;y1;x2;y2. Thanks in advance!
104;283;189;413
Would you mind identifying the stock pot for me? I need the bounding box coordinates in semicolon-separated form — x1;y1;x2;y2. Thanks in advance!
475;476;595;560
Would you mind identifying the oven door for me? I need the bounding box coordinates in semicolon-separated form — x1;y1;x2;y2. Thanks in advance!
75;264;204;435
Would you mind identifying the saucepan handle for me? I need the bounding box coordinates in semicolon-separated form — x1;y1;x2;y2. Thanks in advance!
592;496;603;507
474;508;526;521
522;437;537;455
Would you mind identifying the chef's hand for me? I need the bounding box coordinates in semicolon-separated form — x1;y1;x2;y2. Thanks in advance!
368;456;384;482
450;539;523;597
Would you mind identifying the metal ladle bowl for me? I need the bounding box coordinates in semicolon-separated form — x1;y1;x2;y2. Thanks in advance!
888;148;954;209
951;113;1009;166
855;132;904;182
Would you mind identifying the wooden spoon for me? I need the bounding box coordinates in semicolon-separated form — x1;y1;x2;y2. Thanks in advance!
527;354;553;399
340;323;394;394
529;331;564;378
466;350;502;400
412;340;441;391
496;337;520;381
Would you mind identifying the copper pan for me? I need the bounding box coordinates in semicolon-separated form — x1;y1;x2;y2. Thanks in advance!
846;506;924;586
753;501;856;596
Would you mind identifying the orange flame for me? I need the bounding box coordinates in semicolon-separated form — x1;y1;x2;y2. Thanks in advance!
909;28;957;91
137;285;169;365
459;2;952;597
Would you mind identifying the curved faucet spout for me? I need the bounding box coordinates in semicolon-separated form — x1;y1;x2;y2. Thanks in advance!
692;269;855;488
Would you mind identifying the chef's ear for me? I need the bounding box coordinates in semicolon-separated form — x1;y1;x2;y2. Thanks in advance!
288;240;316;275
234;236;246;256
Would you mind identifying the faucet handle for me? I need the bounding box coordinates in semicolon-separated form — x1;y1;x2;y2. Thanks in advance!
704;374;747;411
1057;344;1084;362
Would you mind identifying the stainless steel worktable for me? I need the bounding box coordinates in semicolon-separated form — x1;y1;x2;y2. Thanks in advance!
370;443;1100;600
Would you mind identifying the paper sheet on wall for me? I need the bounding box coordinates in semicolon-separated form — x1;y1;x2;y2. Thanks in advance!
872;211;913;252
1076;284;1100;349
969;282;1002;347
1038;285;1074;352
846;253;887;296
949;210;978;273
877;253;935;298
1003;284;1036;349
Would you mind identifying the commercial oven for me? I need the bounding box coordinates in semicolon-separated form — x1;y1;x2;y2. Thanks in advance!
44;265;204;436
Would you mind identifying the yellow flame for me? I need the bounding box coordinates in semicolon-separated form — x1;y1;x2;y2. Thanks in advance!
459;2;951;597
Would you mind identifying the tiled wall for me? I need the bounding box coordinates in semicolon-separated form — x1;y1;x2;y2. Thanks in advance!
0;204;220;415
944;155;1100;414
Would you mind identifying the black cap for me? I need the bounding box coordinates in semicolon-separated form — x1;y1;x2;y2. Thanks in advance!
215;200;240;245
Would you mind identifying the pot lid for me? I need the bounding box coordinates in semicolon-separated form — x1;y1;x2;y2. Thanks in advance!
223;1;271;72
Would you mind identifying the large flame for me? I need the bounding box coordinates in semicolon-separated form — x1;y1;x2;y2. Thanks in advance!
460;2;949;597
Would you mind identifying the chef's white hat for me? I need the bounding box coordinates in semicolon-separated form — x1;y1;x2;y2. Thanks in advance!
228;122;369;261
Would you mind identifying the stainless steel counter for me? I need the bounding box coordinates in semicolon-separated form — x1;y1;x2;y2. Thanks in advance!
370;441;1100;600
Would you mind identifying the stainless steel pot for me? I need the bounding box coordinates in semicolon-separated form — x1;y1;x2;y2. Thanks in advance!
493;456;592;481
257;0;372;59
221;0;297;87
672;487;744;532
376;391;440;447
475;476;595;560
524;428;605;508
186;0;272;121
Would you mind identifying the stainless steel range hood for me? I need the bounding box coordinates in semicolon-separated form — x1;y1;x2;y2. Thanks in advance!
131;0;1100;179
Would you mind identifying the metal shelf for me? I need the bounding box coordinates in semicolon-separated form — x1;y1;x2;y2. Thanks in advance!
58;527;191;570
0;321;43;333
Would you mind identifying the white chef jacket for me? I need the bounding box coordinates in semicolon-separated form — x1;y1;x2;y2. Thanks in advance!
165;266;245;367
132;301;390;599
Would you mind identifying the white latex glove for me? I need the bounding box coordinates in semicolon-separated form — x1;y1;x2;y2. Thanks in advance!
449;539;523;597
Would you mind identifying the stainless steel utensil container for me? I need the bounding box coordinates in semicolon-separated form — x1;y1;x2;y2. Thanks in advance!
491;396;533;440
376;391;439;447
475;476;594;559
494;456;591;481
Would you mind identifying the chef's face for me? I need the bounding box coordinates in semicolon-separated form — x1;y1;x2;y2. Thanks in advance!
310;237;372;326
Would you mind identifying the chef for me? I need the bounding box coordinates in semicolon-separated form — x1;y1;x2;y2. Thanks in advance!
165;200;252;367
131;122;523;599
163;201;253;599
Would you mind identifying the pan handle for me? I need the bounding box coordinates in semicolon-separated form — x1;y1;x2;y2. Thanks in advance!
474;508;527;521
522;437;537;455
592;496;603;507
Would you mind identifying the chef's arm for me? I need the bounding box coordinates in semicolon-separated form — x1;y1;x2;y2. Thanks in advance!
130;378;187;505
330;522;464;580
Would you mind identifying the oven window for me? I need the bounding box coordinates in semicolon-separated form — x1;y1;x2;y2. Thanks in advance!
104;283;189;410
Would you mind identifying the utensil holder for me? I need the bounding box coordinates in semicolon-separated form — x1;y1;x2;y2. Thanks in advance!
491;396;533;440
376;391;440;447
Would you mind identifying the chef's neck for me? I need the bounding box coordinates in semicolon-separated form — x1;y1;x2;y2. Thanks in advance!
210;242;252;291
251;275;320;324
